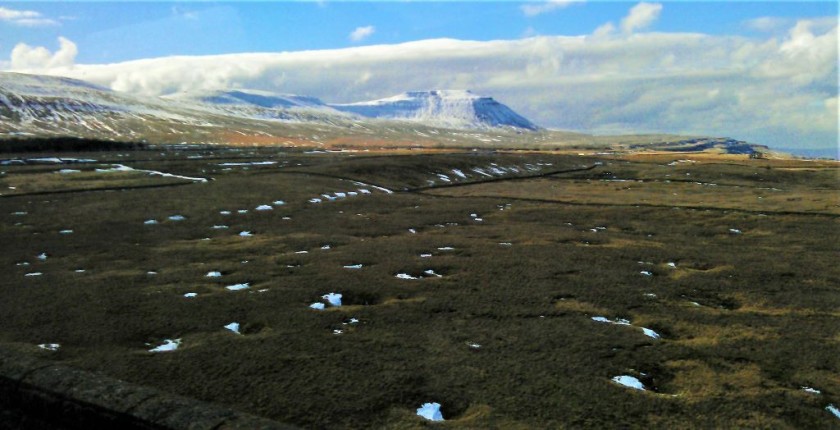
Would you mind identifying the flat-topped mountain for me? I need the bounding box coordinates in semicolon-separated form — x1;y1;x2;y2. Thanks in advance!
331;90;540;131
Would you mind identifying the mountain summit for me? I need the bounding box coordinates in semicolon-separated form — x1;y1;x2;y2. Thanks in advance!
330;90;540;131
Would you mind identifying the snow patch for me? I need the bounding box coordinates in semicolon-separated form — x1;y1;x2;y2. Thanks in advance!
416;402;445;421
612;375;645;391
641;328;661;339
225;283;250;291
206;271;222;278
224;322;241;334
38;343;60;351
322;293;342;307
149;339;181;353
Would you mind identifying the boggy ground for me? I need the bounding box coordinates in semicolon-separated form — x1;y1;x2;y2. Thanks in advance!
0;147;838;429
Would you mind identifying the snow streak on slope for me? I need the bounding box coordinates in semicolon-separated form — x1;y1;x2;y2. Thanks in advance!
331;90;540;131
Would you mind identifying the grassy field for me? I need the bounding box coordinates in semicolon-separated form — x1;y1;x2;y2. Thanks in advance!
1;147;838;428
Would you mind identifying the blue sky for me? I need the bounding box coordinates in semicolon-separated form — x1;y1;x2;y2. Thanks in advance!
1;2;838;156
3;2;836;62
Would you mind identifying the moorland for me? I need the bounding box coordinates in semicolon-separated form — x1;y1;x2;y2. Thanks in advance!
0;143;838;428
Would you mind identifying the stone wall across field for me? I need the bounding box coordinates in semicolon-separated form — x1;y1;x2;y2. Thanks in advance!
0;347;299;430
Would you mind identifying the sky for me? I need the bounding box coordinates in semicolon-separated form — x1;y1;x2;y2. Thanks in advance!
1;1;838;157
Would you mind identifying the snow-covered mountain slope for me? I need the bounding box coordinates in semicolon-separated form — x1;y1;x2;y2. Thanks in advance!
331;90;540;131
0;72;215;138
163;89;354;124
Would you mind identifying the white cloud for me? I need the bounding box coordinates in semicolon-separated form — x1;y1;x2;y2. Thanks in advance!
0;6;59;27
592;22;615;38
349;26;375;42
744;17;790;33
521;0;584;17
620;2;662;34
10;37;77;70
5;19;837;152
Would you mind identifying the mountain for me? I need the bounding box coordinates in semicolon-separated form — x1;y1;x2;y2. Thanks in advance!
163;89;354;124
0;72;772;156
331;90;540;131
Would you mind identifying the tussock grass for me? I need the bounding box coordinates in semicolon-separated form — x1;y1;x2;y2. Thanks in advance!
0;149;837;428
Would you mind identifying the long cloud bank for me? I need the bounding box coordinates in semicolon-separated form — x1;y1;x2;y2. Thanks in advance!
6;18;837;154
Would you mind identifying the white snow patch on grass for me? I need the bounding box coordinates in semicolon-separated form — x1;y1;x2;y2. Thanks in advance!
322;293;342;307
184;293;197;298
218;161;276;166
395;273;419;280
59;229;73;234
310;302;325;310
641;328;661;339
255;205;273;211
309;198;323;203
168;215;186;221
640;270;653;276
220;210;231;215
38;343;60;351
437;246;455;251
57;169;81;174
273;200;285;205
420;253;433;258
612;375;645;391
149;339;181;353
239;231;253;237
423;269;443;278
37;253;48;261
225;283;250;291
25;272;43;277
802;387;821;394
206;271;222;278
408;228;417;234
729;228;742;234
416;403;444;421
452;169;467;179
224;322;241;334
592;316;631;326
343;264;363;269
826;404;840;419
144;220;157;226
